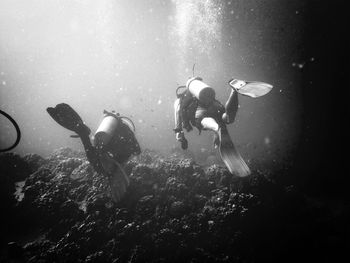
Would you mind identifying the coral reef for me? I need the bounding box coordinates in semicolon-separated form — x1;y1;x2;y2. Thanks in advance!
0;148;348;262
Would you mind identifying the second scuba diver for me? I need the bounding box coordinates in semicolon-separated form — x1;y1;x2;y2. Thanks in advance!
47;103;141;202
174;77;273;177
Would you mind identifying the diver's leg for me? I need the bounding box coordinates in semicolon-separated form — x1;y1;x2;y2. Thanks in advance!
201;117;220;133
80;137;107;175
201;117;220;148
181;90;194;131
222;88;238;124
47;103;104;174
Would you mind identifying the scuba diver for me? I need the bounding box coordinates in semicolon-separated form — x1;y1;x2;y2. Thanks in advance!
174;77;273;177
47;103;141;202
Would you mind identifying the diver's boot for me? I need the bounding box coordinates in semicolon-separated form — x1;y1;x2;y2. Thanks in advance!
229;79;247;91
228;79;273;98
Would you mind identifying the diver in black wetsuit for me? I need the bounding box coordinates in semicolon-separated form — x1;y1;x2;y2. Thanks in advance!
47;103;140;202
174;77;273;177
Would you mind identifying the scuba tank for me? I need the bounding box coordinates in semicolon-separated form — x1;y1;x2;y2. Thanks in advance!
94;110;122;151
186;77;216;106
94;110;136;151
94;110;138;163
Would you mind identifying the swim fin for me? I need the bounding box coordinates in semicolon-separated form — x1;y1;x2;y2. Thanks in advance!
218;127;251;177
47;103;90;136
229;79;273;98
100;153;130;202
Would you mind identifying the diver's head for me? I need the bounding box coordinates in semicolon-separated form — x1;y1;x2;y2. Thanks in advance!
199;88;216;106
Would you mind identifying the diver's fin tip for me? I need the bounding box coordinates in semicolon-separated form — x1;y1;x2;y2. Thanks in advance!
218;127;251;178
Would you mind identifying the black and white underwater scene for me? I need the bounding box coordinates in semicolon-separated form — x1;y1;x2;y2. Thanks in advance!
0;0;348;262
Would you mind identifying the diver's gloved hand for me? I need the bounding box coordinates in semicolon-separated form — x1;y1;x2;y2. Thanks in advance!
176;131;188;150
180;137;188;150
183;121;193;132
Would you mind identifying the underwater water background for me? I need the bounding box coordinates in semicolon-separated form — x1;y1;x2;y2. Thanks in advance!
0;2;348;262
0;0;348;196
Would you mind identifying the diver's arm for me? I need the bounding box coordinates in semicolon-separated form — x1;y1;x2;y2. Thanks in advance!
173;98;188;149
174;98;183;134
173;98;186;142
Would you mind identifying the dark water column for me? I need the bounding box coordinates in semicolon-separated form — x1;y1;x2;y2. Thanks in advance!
294;0;349;199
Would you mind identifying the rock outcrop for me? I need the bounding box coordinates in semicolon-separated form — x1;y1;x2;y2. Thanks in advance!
0;148;347;262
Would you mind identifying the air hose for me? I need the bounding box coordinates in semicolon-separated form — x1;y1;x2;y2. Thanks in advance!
103;110;136;132
0;110;21;152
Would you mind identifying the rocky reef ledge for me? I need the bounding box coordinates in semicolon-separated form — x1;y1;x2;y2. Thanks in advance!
0;148;348;262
